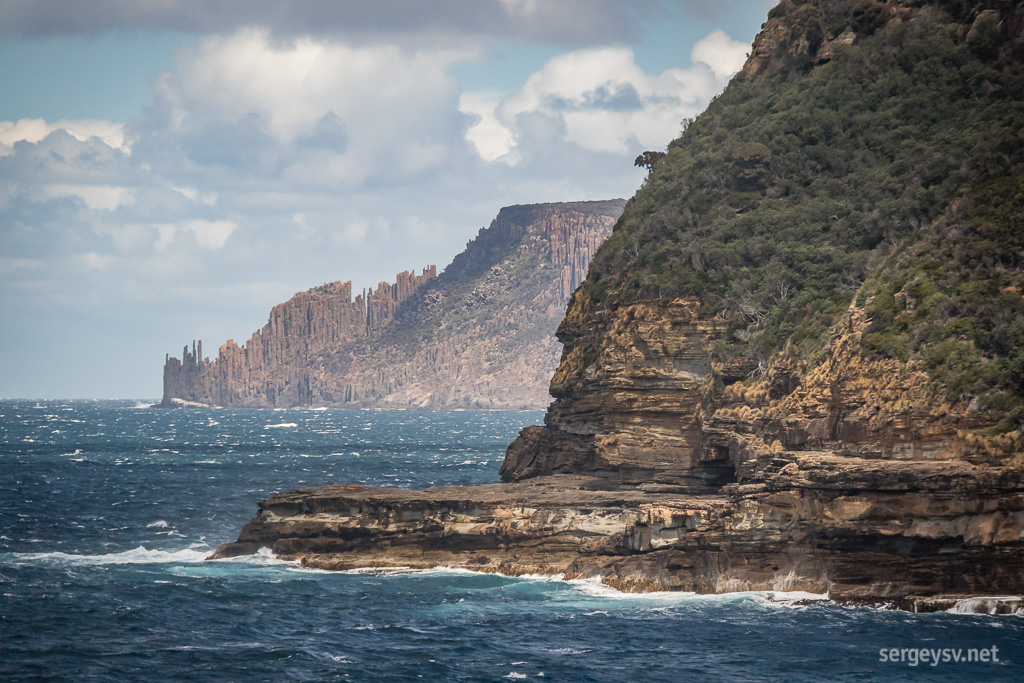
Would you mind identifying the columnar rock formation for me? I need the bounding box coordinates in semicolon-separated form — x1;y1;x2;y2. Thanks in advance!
162;200;624;409
212;0;1024;607
162;270;435;407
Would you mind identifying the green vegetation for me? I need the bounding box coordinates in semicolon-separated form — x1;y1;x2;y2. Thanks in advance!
581;0;1024;413
860;173;1024;412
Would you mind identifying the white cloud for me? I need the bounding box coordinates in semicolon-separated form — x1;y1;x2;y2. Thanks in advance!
460;92;517;161
172;185;217;205
463;31;747;162
0;118;128;155
143;28;471;188
691;29;751;80
0;256;43;274
37;184;135;210
153;219;237;250
81;252;116;270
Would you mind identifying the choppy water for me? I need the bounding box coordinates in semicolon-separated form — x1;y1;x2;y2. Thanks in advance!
2;400;1022;681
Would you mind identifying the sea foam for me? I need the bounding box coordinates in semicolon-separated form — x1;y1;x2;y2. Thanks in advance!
6;546;209;566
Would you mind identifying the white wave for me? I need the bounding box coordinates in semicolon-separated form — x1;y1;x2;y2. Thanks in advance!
147;520;169;528
7;546;209;566
339;565;421;576
564;576;697;601
946;596;1024;616
313;652;351;664
503;673;528;679
508;572;566;582
264;422;298;429
165;398;213;408
207;546;304;569
130;401;155;409
562;576;831;608
760;590;830;606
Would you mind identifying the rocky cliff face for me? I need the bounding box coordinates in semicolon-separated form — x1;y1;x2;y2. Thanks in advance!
162;200;623;409
502;0;1024;484
211;462;1024;608
212;0;1024;607
162;270;436;408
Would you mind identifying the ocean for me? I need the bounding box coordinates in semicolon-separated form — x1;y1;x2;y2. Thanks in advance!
1;400;1021;681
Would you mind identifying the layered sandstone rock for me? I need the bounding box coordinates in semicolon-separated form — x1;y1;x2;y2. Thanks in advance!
501;299;723;487
162;200;623;409
211;295;1024;605
210;458;1024;607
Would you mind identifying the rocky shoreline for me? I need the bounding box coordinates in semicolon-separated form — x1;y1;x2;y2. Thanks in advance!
210;452;1024;610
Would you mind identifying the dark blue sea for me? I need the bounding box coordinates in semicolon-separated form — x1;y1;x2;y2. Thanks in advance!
2;400;1022;681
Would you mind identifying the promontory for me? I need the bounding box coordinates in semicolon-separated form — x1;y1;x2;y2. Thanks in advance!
211;0;1024;611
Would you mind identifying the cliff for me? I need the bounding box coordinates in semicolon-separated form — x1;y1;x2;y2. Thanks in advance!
502;0;1024;483
162;200;624;409
212;0;1024;607
162;270;436;408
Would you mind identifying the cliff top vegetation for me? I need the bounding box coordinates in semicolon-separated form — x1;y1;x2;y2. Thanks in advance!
581;0;1024;420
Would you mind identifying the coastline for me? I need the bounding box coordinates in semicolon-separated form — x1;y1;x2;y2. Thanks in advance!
210;465;1024;611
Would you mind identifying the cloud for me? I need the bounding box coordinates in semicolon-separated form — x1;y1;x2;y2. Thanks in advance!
171;185;217;205
667;0;777;22
153;219;237;250
691;29;751;79
133;28;471;189
36;184;135;210
81;252;116;270
0;0;657;45
0;118;128;155
0;256;42;274
460;92;518;161
462;31;745;162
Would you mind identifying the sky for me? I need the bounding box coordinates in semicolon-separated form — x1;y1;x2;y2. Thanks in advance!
0;0;774;399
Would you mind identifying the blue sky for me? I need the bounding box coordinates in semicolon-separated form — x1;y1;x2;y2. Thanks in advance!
0;0;773;398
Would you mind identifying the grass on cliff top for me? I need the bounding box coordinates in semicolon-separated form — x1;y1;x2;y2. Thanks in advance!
580;0;1024;414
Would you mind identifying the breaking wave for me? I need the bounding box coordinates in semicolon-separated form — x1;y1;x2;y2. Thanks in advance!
5;546;210;566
